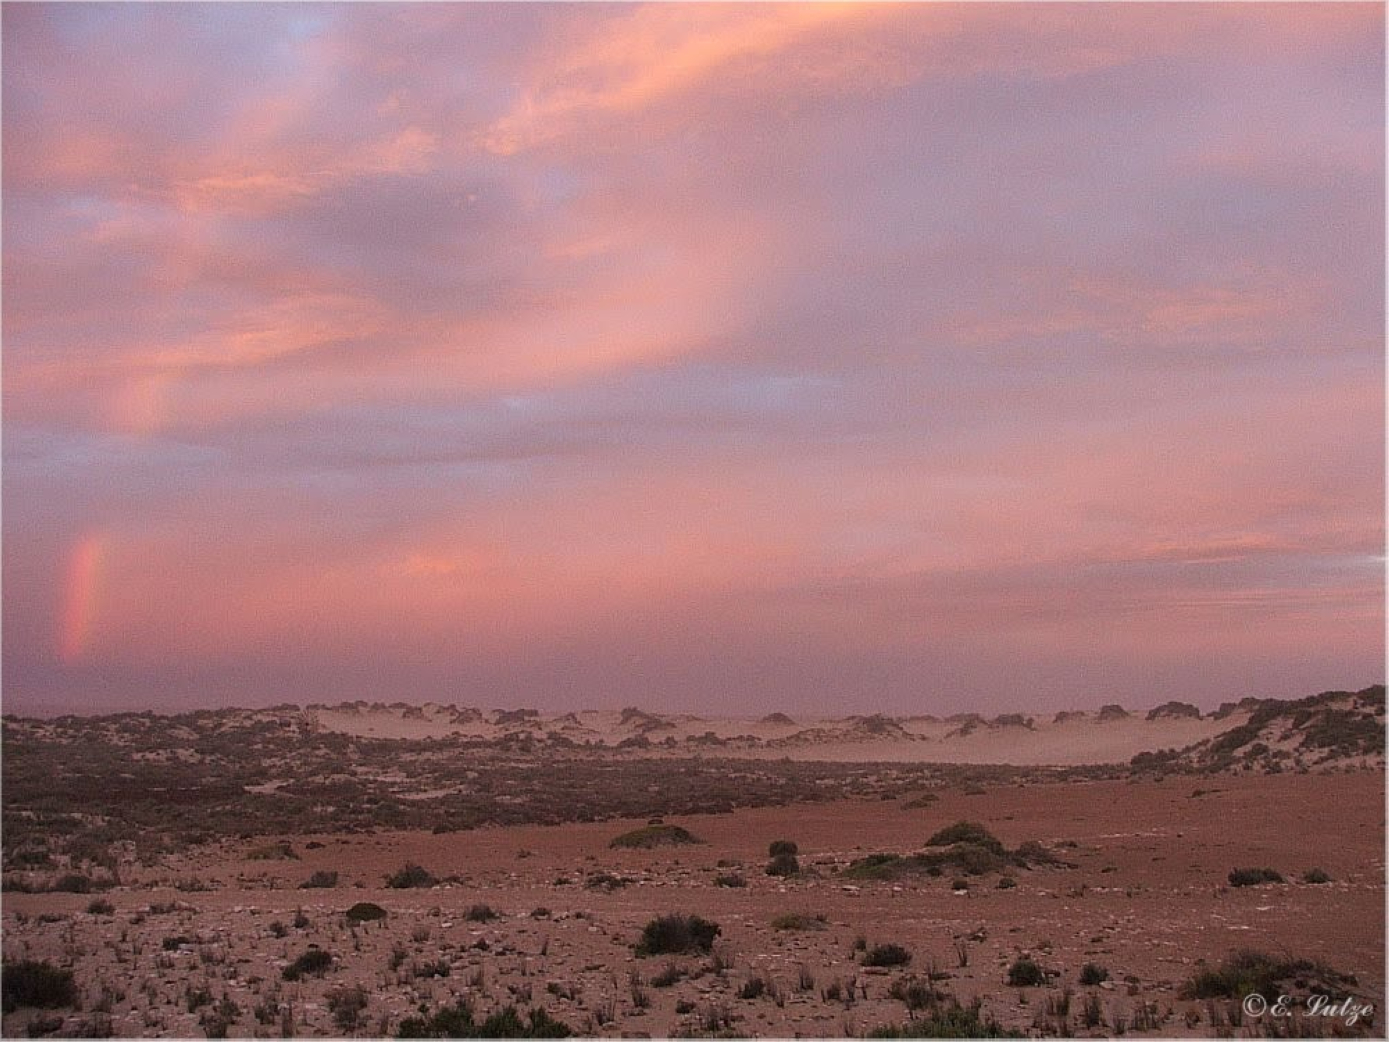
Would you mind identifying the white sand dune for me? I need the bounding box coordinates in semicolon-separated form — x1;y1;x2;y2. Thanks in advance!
301;702;1246;766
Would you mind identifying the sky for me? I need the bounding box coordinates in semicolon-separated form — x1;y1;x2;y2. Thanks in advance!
2;3;1384;718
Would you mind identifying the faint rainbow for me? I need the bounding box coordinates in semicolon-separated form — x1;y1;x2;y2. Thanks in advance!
59;533;107;662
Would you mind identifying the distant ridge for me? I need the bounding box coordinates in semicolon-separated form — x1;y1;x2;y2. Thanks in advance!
5;684;1382;771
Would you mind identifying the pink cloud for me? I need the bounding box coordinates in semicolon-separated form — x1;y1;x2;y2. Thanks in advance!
3;3;1381;714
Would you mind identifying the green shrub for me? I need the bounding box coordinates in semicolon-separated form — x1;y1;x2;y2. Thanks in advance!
248;841;297;861
386;863;437;889
187;986;214;1013
1301;707;1385;756
1079;963;1108;986
328;986;369;1033
464;904;499;922
996;876;1016;890
845;846;1009;879
771;912;827;931
396;999;572;1038
768;840;799;857
609;825;702;849
50;873;93;894
926;822;1003;851
345;902;387;923
635;914;721;956
1180;950;1349;1000
199;995;241;1038
9;847;54;869
765;852;800;877
86;898;115;914
844;826;1064;883
283;948;333;981
863;944;912;968
1228;867;1283;887
1007;958;1046;987
1013;840;1063;866
842;853;903;880
1302;868;1332;884
2;960;77;1012
651;963;684;988
300;870;339;889
887;977;941;1012
867;995;1021;1037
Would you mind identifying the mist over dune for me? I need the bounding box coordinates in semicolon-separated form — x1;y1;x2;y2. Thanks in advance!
7;684;1381;770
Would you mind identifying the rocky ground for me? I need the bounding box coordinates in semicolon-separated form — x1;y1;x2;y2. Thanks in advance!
2;769;1382;1038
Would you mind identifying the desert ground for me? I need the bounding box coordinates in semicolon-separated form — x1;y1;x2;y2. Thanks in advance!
2;688;1383;1038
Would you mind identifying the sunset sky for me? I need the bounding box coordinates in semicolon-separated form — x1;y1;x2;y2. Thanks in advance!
3;3;1383;717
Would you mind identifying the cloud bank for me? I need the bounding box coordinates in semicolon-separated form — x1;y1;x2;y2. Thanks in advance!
3;3;1382;715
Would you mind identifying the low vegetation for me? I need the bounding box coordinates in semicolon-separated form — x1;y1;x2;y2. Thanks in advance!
1180;949;1351;1000
863;943;912;968
327;985;369;1033
0;705;1123;862
1007;957;1046;987
584;871;631;891
386;862;437;888
635;914;721;956
650;963;685;988
765;838;802;876
1149;685;1385;772
247;840;297;861
53;872;103;893
868;994;1021;1038
609;824;702;849
887;976;942;1012
766;852;800;877
282;949;334;981
345;902;387;923
2;960;77;1012
0;694;1377;1038
843;821;1064;881
925;821;998;847
1079;963;1109;986
1227;867;1283;887
901;792;939;809
396;999;573;1038
771;912;827;931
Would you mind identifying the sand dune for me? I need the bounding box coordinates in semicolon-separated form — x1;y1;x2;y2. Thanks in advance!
301;702;1238;766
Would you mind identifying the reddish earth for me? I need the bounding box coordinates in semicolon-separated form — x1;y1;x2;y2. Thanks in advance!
2;769;1382;1037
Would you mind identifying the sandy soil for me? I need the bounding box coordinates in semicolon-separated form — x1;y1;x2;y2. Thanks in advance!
3;770;1381;1038
303;704;1241;766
